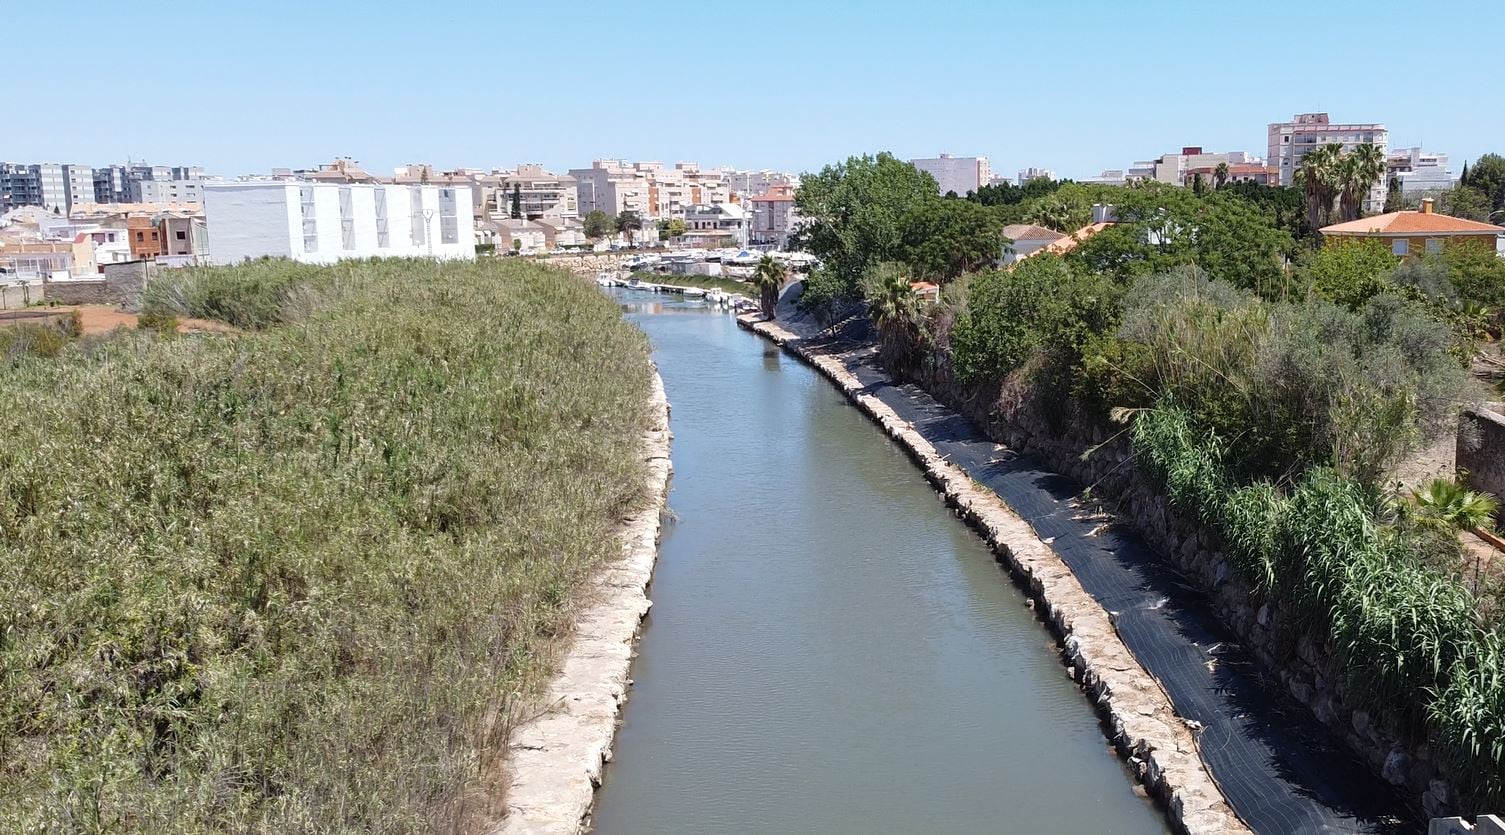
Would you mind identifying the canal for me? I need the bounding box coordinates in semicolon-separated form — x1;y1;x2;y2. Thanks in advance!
590;292;1168;834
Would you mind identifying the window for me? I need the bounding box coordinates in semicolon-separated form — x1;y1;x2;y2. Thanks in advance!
135;231;143;241
1426;238;1443;255
374;188;389;248
439;188;458;245
410;189;426;247
300;186;318;252
176;230;186;240
1392;239;1409;256
339;187;355;251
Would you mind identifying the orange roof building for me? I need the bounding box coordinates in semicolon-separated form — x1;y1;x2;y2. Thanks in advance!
1319;198;1504;257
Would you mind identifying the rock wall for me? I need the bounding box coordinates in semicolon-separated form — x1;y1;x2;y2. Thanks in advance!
742;315;1248;834
1460;405;1505;522
911;351;1452;818
490;373;672;834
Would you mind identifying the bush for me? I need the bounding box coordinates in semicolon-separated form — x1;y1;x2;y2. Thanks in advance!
141;258;337;329
1133;408;1501;802
135;309;179;333
0;322;70;361
0;258;654;831
949;254;1120;383
1299;239;1399;309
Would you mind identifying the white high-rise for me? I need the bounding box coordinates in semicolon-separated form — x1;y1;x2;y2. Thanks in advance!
1268;113;1389;209
909;154;991;196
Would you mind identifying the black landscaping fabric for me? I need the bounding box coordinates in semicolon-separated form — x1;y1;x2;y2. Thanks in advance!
806;333;1416;835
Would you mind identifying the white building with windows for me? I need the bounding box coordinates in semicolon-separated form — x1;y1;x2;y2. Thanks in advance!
202;181;474;265
909;153;991;196
1269;113;1389;209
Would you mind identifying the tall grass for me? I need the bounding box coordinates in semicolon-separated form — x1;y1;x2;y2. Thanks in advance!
0;257;654;832
1133;406;1502;802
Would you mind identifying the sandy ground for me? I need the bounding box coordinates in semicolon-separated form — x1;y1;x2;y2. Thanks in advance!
0;304;238;336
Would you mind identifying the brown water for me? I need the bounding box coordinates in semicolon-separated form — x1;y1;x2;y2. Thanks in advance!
590;293;1168;834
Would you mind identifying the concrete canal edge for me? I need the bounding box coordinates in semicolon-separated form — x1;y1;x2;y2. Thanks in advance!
737;314;1248;835
490;371;672;835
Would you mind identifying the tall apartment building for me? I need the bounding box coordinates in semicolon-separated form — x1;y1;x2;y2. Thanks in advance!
1016;167;1055;184
1268;113;1389;208
93;165;130;203
1;163;93;214
569;160;729;220
202;181;475;265
90;163;206;205
909;154;991;196
749;183;801;250
493;164;579;220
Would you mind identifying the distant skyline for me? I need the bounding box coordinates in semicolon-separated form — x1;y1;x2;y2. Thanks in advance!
7;0;1502;180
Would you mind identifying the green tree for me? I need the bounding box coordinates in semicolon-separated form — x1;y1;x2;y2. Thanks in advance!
1295;144;1342;231
1023;194;1084;232
1435;185;1493;222
751;255;786;319
1213;162;1230;190
510;183;523;219
1298;238;1398;308
792;152;940;307
1338;143;1386;222
583;210;614;239
615;210;643;246
1384;176;1405;213
900;198;1007;281
1465;153;1505;212
865;263;925;377
665;217;686;239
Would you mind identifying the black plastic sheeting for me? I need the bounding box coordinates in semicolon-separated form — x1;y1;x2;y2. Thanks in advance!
808;334;1416;835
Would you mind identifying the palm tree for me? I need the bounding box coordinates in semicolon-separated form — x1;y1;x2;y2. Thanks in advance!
1024;195;1075;233
1414;477;1501;592
1295;144;1342;231
751;255;786;320
1213;162;1230;190
1338;143;1387;222
866;263;923;377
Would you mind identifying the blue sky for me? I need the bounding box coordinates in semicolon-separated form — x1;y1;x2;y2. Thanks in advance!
7;0;1502;179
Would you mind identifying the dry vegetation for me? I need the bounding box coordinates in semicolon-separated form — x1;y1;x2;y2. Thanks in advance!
0;257;654;832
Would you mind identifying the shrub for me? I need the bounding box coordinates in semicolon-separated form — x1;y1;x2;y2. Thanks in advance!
0;258;654;831
0;322;71;361
949;254;1120;384
135;309;179;333
1299;239;1399;308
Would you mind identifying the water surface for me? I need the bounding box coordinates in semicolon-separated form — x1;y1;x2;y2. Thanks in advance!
591;293;1167;834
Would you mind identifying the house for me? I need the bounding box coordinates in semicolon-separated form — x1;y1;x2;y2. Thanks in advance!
1000;223;1065;265
1014;205;1118;262
677;203;749;248
1318;198;1505;257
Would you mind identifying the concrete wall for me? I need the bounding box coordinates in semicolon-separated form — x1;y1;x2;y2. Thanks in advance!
42;261;149;308
1459;405;1505;518
0;282;44;309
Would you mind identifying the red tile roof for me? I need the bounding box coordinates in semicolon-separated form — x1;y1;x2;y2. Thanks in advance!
1320;211;1505;236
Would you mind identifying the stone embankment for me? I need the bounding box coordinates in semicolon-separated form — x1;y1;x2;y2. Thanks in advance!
490;372;672;834
738;314;1248;835
540;253;631;278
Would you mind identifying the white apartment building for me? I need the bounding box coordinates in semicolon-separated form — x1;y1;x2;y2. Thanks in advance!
495;164;579;219
1144;147;1260;184
1016;167;1055;184
202;181;474;265
1387;147;1454;195
570;160;731;220
909;154;991;196
570;160;653;218
1269;113;1389;208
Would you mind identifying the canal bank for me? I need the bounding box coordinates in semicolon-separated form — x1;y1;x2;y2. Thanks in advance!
737;314;1244;834
492;373;672;834
591;293;1169;834
739;311;1413;834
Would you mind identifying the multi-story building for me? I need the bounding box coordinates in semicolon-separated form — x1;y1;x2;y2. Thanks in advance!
88;163;206;206
1141;147;1263;185
748;184;801;250
570;160;653;219
1386;147;1454;195
493;164;579;220
66;165;94;209
909;154;991;196
202;181;475;265
1268;113;1389;208
1;163;91;214
1016;167;1056;184
93;165;130;204
678;203;750;248
723;169;798;199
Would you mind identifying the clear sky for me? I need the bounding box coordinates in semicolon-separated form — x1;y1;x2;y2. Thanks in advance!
7;0;1502;180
